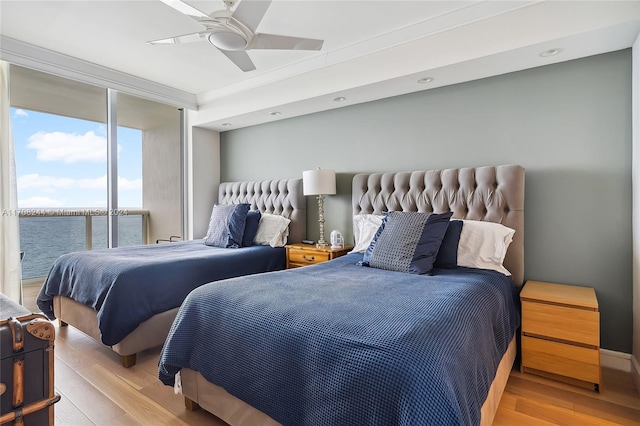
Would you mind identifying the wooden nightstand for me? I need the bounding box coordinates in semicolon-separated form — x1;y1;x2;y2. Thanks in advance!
285;243;354;269
520;280;602;392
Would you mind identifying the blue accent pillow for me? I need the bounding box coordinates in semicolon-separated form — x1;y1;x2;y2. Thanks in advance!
204;203;250;248
362;211;453;274
434;220;463;269
241;210;262;247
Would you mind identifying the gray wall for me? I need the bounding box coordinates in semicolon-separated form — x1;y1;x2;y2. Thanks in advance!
220;50;633;353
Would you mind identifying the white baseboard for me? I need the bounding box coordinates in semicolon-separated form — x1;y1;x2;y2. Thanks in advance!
632;355;640;393
600;349;631;372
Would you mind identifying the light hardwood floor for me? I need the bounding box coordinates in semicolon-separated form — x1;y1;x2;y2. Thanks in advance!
47;324;639;426
19;285;640;425
494;368;639;425
54;324;226;425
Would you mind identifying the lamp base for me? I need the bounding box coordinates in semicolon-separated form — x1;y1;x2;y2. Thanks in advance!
315;194;328;249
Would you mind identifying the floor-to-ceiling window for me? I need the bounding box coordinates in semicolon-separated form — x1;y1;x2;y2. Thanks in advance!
11;65;109;281
8;65;182;306
12;108;112;279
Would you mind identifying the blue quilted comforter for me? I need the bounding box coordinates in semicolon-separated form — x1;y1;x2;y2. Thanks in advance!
158;253;519;426
37;240;285;345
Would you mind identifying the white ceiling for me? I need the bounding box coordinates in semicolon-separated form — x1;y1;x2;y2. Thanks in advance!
1;0;639;131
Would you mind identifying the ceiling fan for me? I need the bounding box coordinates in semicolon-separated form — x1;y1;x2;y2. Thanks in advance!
149;0;324;72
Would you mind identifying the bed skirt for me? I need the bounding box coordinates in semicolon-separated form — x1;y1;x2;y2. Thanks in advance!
53;295;179;366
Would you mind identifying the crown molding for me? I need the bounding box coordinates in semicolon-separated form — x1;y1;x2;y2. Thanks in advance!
0;36;197;110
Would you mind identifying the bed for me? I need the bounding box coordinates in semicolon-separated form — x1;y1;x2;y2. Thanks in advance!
36;178;306;367
158;164;525;425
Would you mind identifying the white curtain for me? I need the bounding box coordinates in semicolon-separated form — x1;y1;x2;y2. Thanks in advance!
0;61;22;302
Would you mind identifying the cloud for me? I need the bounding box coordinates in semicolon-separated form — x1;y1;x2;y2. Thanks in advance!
76;176;107;190
13;109;28;118
18;196;65;208
27;131;121;163
18;174;76;192
118;177;143;191
18;173;142;192
77;176;142;191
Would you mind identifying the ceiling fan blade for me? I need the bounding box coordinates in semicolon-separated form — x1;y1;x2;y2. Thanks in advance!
147;32;208;45
232;0;272;33
249;33;324;51
159;0;209;20
220;49;256;72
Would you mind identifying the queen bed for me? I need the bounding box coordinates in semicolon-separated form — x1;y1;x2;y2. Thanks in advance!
36;178;306;367
158;164;525;425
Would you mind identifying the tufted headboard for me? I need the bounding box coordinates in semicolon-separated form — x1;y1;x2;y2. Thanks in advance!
352;165;525;286
218;178;306;244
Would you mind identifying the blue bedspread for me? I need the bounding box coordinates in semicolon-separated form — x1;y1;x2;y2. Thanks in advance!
37;240;284;345
158;253;520;426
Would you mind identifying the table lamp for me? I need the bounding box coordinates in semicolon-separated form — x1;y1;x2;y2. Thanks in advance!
302;168;336;247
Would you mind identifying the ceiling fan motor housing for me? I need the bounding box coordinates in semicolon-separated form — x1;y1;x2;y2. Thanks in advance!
207;17;251;51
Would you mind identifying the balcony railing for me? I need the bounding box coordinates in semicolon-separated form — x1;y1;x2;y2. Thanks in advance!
17;208;149;281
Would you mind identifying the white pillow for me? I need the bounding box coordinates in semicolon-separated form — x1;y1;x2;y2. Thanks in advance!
350;214;384;253
253;213;291;247
457;219;515;276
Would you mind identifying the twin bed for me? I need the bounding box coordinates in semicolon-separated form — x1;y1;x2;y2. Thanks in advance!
37;164;524;424
36;178;306;366
157;164;525;426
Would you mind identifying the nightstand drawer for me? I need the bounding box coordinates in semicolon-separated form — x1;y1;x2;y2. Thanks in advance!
285;243;354;269
522;300;599;347
288;250;330;265
522;336;600;384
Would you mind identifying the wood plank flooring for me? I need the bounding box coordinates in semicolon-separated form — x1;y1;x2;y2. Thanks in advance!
54;324;225;426
49;324;639;425
495;368;639;425
17;285;640;425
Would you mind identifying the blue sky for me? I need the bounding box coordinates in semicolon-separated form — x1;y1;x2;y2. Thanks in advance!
11;107;142;208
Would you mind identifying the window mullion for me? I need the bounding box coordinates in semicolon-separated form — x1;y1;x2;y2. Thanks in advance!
106;88;118;248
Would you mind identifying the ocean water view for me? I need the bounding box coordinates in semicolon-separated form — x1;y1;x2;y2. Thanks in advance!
19;215;143;279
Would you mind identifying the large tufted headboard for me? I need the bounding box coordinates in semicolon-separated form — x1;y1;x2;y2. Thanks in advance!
352;165;525;286
218;178;306;244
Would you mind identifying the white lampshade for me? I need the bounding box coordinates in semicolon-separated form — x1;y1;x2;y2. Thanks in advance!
303;169;336;196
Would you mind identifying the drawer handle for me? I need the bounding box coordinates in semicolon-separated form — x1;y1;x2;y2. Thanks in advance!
302;255;315;261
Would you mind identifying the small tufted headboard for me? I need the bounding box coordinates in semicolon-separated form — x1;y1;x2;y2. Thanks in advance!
352;165;525;286
218;178;306;244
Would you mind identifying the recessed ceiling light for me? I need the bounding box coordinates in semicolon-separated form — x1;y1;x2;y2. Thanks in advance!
540;49;560;57
417;77;434;84
333;97;346;102
269;111;281;116
221;123;232;127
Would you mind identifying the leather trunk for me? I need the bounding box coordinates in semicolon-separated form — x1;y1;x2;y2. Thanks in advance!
0;302;59;426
